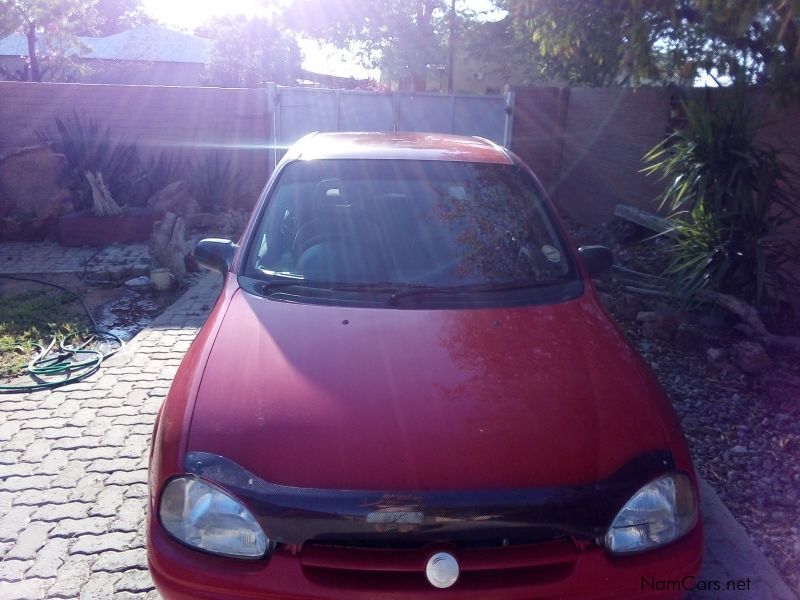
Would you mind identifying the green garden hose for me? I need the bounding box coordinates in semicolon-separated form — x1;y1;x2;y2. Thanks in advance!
0;275;124;393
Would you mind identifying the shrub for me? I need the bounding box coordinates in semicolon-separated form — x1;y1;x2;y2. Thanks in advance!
643;88;799;309
138;152;191;202
37;112;143;210
189;153;246;212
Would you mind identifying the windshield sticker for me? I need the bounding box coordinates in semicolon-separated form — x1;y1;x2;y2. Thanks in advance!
541;245;561;263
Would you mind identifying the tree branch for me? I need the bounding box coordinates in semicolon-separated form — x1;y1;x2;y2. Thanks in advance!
698;290;800;350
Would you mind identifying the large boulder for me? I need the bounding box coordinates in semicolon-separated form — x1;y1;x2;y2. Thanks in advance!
147;181;200;217
0;145;73;219
731;341;771;375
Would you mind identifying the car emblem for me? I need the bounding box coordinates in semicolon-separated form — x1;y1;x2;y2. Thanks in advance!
425;552;459;589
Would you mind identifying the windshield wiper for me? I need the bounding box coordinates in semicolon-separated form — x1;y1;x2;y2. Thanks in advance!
257;277;436;297
255;270;334;295
255;276;567;302
386;279;569;304
452;278;570;293
258;278;461;303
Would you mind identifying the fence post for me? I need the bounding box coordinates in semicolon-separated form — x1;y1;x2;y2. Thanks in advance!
267;82;278;173
504;90;515;148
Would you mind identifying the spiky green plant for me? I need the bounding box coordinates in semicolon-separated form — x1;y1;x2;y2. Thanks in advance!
138;152;191;202
37;111;143;210
189;153;246;212
644;88;799;308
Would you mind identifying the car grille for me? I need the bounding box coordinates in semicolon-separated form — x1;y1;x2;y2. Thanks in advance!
299;539;578;590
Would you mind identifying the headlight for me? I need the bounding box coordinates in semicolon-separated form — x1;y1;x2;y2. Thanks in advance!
605;473;698;554
159;476;269;558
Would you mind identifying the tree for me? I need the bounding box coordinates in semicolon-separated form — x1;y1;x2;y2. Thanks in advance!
199;16;302;88
286;0;454;91
0;0;98;82
462;14;543;86
92;0;152;36
504;0;800;86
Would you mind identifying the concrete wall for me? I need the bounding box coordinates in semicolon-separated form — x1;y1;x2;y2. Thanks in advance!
0;81;271;203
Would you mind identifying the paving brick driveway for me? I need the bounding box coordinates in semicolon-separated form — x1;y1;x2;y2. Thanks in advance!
0;273;220;599
1;271;795;599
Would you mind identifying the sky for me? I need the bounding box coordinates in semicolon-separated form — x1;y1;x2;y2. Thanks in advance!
140;0;504;79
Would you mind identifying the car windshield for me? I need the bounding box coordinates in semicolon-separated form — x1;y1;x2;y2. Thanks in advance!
244;159;576;289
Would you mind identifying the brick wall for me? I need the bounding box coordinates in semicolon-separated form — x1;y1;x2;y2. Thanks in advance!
511;86;800;227
0;81;272;203
2;81;797;225
555;87;673;225
509;87;568;193
512;86;673;225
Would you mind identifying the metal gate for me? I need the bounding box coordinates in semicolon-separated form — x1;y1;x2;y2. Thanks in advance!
266;84;514;169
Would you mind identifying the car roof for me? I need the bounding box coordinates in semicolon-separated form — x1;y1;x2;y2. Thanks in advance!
283;132;514;164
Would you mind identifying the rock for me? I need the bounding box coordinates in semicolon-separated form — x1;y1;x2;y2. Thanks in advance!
730;445;748;454
707;347;726;361
731;341;771;375
673;323;706;351
186;212;218;230
147;181;200;217
611;294;640;322
641;313;680;341
0;145;73;219
636;311;658;322
125;276;151;288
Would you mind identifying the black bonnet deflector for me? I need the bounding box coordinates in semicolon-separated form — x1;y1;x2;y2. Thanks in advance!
184;450;675;547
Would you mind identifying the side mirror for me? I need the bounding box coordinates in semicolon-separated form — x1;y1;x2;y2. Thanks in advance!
194;238;238;273
578;245;613;277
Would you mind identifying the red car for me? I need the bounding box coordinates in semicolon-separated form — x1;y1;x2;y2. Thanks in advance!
148;132;702;599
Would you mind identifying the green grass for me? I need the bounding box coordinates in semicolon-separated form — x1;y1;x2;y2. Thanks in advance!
0;290;88;379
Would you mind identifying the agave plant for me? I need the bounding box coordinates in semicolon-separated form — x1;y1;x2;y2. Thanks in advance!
189;153;246;212
138;152;191;202
37;111;143;210
643;87;800;309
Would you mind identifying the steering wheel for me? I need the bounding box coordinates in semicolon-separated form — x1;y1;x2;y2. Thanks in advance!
293;220;341;257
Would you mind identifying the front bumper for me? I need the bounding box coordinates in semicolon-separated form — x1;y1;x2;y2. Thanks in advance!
148;517;703;600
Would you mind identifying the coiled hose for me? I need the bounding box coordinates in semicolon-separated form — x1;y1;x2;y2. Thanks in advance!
0;275;124;393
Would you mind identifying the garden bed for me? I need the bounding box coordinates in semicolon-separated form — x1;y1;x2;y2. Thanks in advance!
57;208;162;247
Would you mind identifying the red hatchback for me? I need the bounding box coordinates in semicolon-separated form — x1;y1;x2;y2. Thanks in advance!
147;132;702;599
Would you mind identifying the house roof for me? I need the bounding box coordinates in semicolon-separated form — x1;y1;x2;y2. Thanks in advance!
0;25;211;65
0;33;29;57
81;25;210;64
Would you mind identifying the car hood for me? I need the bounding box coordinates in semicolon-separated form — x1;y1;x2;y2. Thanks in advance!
187;288;674;491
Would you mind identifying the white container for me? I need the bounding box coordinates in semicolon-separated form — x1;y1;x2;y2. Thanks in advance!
150;268;174;291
